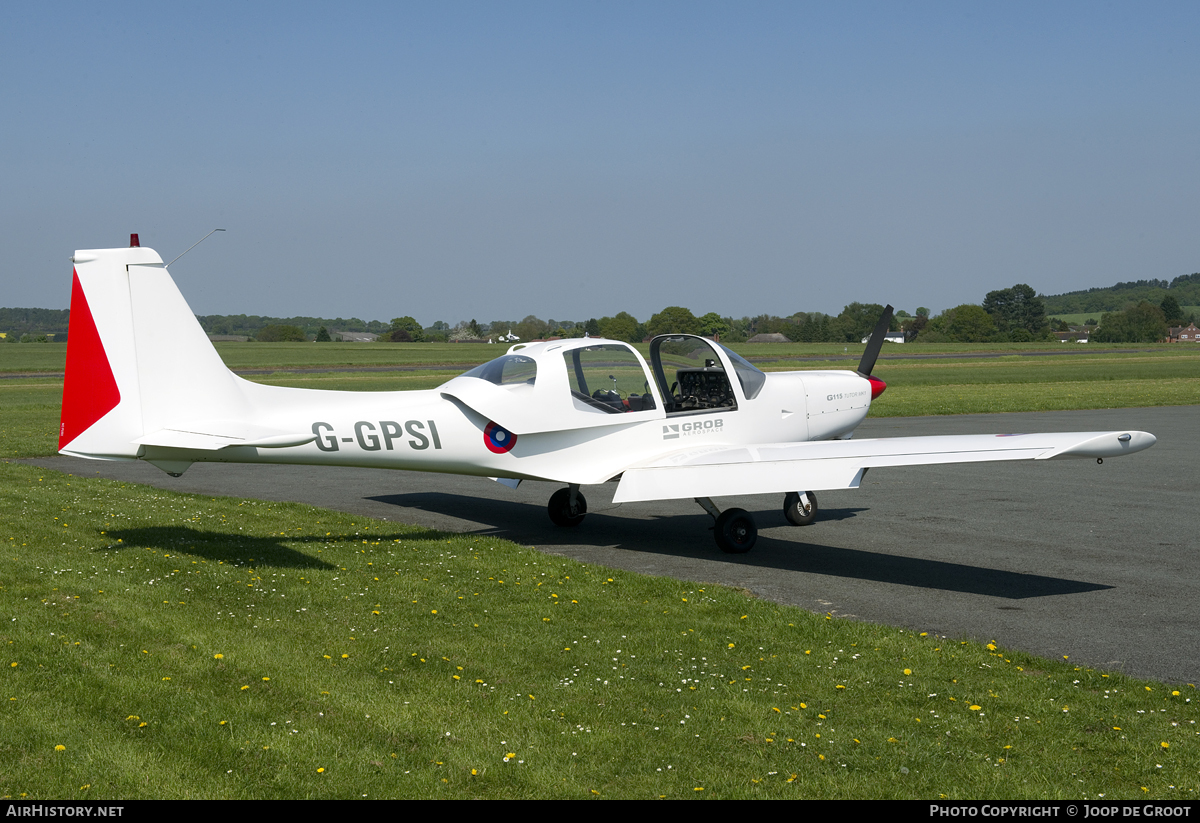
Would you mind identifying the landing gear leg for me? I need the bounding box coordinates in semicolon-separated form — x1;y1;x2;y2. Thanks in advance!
695;497;757;554
783;491;818;526
548;485;587;527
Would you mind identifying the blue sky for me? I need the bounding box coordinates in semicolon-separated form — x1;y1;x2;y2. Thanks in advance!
3;2;1197;324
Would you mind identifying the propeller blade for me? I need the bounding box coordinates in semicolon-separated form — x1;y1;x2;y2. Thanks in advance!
856;304;894;377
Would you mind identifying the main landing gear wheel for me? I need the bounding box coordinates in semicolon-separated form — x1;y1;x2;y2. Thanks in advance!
783;491;818;526
548;487;587;527
714;508;757;554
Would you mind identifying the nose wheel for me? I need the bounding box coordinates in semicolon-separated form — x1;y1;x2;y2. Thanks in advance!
783;491;818;526
548;486;587;527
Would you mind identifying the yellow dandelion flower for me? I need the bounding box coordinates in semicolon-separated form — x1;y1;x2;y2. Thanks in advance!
55;745;66;752
970;705;982;711
241;685;249;690
1161;742;1169;749
262;677;270;681
213;653;223;659
317;767;325;773
904;669;912;675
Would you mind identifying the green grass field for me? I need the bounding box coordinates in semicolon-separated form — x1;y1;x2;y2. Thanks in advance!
1049;309;1200;326
2;341;1198;798
1;462;1195;800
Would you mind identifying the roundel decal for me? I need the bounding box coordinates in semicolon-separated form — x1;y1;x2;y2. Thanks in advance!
483;421;517;454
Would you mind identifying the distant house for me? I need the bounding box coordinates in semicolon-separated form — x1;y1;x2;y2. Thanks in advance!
331;331;379;342
1168;323;1200;342
746;332;790;343
1054;330;1089;343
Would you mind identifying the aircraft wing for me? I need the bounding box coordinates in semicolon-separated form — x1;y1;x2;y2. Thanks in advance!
611;430;1155;503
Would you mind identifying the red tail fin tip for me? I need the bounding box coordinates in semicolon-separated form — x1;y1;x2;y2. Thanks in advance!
59;271;121;449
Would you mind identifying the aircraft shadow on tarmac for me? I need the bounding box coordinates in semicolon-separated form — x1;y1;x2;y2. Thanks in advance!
367;492;1111;600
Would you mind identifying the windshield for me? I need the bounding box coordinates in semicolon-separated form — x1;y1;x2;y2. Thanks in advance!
720;344;766;400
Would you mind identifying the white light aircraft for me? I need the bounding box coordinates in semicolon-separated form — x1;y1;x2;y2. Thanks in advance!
59;237;1156;554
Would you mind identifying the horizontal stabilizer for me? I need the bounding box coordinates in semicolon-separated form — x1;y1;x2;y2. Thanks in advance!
613;430;1156;503
136;423;317;452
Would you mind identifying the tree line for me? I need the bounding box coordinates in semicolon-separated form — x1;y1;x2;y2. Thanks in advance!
5;273;1196;345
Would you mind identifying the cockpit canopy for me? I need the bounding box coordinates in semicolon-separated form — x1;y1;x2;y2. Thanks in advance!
442;334;764;435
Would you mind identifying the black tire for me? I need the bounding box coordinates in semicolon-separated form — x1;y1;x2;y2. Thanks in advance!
783;491;818;526
548;488;587;527
714;508;757;554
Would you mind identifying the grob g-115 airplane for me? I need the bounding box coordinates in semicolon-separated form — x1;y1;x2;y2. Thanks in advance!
59;237;1156;554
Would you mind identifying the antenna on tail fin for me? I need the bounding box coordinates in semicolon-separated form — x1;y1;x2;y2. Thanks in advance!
166;228;226;268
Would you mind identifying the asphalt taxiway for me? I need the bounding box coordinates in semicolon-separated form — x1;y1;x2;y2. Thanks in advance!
28;405;1198;683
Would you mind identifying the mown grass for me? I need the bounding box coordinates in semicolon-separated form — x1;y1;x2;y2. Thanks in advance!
6;339;1199;376
0;379;62;458
867;353;1200;417
1;461;1195;800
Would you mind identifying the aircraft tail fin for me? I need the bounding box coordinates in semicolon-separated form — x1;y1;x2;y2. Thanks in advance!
59;239;251;460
